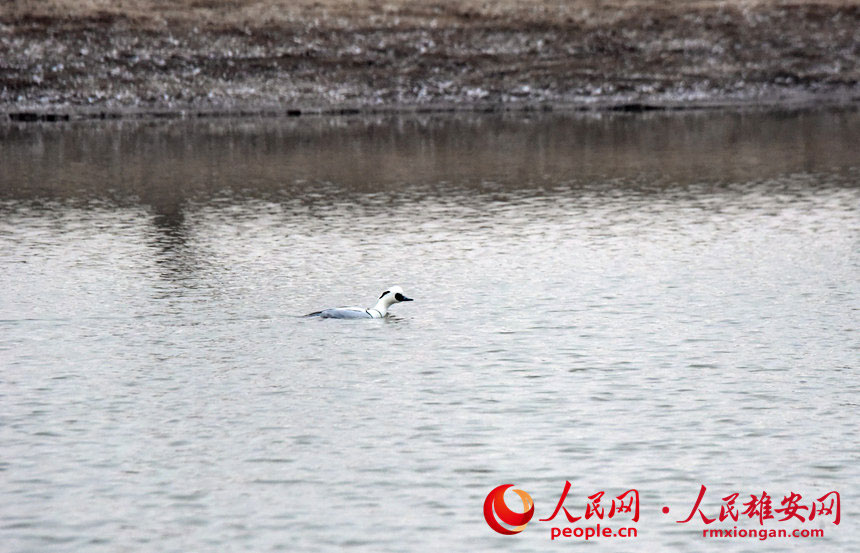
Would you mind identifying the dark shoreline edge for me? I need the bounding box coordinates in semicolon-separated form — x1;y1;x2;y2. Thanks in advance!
4;93;859;123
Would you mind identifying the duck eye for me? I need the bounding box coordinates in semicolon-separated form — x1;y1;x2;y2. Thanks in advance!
379;291;390;299
394;293;404;301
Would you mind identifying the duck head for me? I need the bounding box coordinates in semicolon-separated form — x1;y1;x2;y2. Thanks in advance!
371;285;413;315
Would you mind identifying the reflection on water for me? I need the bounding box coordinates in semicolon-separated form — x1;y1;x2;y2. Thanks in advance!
0;111;858;552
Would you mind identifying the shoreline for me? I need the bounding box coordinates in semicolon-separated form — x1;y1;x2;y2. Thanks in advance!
2;1;858;121
3;92;859;123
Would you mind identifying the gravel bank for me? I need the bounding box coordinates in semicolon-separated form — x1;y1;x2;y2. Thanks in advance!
1;1;858;119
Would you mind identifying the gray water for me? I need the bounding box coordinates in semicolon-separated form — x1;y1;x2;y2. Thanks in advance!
1;111;858;552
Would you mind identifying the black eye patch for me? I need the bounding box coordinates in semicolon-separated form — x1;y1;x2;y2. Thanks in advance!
394;292;405;301
379;291;391;299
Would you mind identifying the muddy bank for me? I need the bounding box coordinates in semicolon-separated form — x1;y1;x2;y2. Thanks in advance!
1;1;858;119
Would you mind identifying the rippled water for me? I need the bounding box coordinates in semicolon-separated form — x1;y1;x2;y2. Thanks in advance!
1;111;858;552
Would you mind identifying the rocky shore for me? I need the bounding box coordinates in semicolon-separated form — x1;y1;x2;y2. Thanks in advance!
1;1;858;119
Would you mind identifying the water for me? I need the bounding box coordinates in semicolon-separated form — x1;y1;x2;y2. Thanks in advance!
1;110;858;552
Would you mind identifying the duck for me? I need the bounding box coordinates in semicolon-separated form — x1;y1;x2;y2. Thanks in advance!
305;286;414;319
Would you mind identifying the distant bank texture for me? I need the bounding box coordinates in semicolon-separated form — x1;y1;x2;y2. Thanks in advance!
1;0;858;119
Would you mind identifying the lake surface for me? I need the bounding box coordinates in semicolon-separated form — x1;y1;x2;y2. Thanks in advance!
1;110;858;552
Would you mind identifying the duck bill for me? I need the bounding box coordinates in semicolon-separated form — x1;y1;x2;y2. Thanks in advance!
401;296;414;301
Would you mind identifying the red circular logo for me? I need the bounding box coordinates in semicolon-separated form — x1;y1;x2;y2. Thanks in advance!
483;484;535;535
